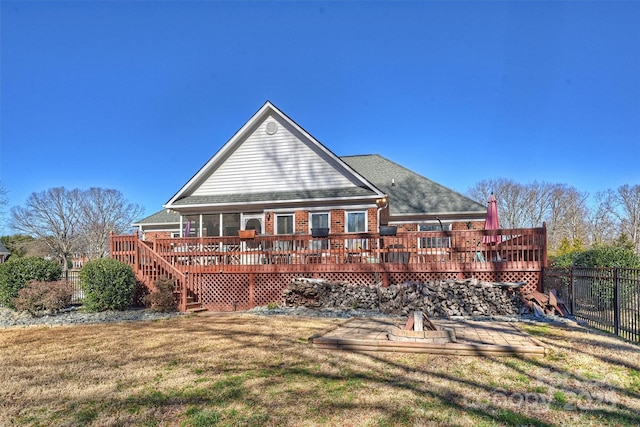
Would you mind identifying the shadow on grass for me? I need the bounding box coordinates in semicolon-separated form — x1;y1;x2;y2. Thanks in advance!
2;314;640;426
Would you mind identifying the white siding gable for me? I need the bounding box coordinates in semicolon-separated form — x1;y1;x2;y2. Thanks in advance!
192;114;360;196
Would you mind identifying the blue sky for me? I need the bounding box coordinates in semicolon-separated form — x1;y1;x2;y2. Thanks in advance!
1;1;639;230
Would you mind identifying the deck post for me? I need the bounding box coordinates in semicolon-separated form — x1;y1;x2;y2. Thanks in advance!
109;230;113;258
182;271;188;312
249;273;255;308
133;233;139;275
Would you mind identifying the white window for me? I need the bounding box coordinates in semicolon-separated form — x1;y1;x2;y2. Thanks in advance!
276;214;294;235
309;212;330;250
310;212;329;230
346;211;366;233
419;223;451;248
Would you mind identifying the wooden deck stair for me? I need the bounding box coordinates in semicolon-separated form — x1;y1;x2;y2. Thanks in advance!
185;296;206;313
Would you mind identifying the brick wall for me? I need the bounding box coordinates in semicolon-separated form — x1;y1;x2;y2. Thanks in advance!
366;208;378;232
295;211;309;233
331;209;345;233
144;231;172;242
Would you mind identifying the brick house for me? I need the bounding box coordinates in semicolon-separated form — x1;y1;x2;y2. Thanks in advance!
134;101;486;240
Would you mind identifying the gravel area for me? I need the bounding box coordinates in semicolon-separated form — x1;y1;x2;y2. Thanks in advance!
0;304;580;329
0;306;183;329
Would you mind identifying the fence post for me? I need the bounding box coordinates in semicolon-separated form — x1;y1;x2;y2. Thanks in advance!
614;267;620;337
570;266;575;316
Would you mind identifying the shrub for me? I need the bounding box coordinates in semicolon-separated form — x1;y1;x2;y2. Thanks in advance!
573;245;640;268
571;245;640;310
80;258;136;312
144;277;177;312
0;257;62;309
13;280;73;315
550;251;581;268
133;280;150;308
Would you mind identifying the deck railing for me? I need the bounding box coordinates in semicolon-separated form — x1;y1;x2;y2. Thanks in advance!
110;232;193;311
111;227;546;311
146;226;547;273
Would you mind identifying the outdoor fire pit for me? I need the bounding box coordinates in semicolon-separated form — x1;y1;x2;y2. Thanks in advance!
387;311;457;343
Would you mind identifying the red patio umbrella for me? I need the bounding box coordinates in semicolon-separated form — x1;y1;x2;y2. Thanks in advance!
482;192;501;244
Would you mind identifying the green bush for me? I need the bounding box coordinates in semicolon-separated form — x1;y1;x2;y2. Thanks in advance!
571;245;640;311
0;257;62;309
13;280;73;315
573;245;640;268
144;277;177;312
266;302;280;310
550;251;581;268
80;258;136;312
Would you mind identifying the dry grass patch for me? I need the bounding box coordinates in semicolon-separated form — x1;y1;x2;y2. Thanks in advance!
0;314;639;426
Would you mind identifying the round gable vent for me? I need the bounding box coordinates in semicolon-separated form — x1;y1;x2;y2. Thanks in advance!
265;121;278;135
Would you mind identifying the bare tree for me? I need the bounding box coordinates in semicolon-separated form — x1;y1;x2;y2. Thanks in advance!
467;178;533;228
468;179;590;253
10;187;145;268
598;184;640;253
10;187;83;270
588;191;618;246
0;181;8;228
545;185;590;252
78;188;144;259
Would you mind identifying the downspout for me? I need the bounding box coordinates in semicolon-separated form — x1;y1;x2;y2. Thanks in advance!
377;196;389;231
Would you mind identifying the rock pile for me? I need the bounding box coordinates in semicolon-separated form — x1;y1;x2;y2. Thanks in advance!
283;278;522;317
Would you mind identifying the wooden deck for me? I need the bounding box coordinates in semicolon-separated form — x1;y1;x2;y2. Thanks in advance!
111;227;547;311
144;227;545;273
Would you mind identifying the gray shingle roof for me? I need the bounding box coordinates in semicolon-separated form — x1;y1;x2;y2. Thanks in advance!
171;187;376;206
341;154;485;216
0;241;10;255
134;209;180;226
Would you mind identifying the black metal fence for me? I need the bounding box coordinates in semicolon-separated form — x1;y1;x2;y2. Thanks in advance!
0;269;84;308
62;269;84;304
543;267;640;342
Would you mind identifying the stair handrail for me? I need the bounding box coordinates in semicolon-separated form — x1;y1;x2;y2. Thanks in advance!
111;232;189;311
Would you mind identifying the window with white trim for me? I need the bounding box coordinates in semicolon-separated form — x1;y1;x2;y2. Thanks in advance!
309;212;330;250
346;211;366;233
276;214;294;235
419;223;451;249
310;212;329;230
